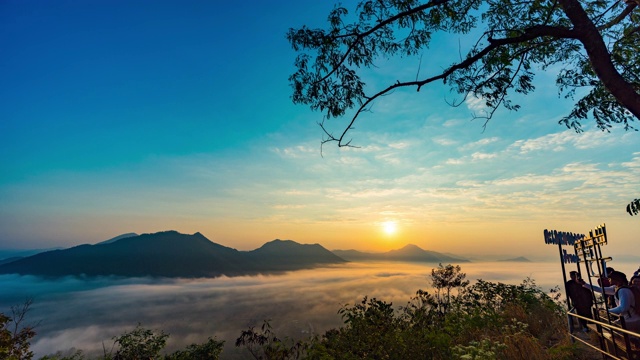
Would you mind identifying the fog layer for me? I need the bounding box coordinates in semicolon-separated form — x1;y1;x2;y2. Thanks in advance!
2;260;624;359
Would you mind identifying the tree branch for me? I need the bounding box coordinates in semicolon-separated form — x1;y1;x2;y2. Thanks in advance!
329;24;581;146
312;0;453;85
596;2;636;31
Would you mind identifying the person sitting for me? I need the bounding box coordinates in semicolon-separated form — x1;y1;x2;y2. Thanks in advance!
583;270;640;332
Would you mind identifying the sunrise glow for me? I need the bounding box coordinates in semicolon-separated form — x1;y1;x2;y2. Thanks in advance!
382;221;398;236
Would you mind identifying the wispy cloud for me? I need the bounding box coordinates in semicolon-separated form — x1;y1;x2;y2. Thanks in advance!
433;137;457;146
465;94;488;114
471;152;497;160
461;137;499;150
508;129;624;154
272;145;317;158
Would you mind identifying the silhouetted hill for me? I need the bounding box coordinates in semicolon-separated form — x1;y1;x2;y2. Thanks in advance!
0;248;64;262
247;239;346;270
0;231;346;278
96;232;138;245
333;244;469;263
498;256;531;262
0;257;23;266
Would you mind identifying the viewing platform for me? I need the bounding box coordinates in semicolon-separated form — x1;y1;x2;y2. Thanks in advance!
544;224;640;359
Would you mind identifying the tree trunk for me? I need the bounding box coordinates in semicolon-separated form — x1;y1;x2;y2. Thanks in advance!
559;0;640;119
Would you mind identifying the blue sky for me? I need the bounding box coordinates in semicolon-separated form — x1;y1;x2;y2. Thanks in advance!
1;0;638;258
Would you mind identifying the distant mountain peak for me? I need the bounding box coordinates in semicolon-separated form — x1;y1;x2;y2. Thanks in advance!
256;239;314;252
97;232;138;245
399;244;423;251
499;256;531;262
332;244;469;263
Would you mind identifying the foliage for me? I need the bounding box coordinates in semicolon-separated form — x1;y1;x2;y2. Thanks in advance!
627;198;640;216
101;325;224;360
107;324;169;360
235;320;307;360
165;338;224;360
451;339;507;360
431;263;470;313
287;0;640;147
0;300;36;360
39;349;84;360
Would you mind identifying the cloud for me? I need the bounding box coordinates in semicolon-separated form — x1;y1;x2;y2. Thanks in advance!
374;153;402;165
471;152;497;160
388;142;410;150
324;187;412;200
433;137;457;146
508;130;622;154
621;152;640;169
283;190;316;196
271;204;307;210
465;94;488;114
445;158;464;165
442;119;463;128
461;137;499;150
272;145;317;158
0;261;572;358
0;264;430;358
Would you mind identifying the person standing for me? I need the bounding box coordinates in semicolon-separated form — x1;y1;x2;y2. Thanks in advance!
599;267;616;308
566;271;594;332
583;270;640;332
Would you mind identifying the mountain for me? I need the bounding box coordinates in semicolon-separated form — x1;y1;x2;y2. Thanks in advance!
498;256;531;262
0;248;64;262
0;231;346;278
0;257;24;266
247;239;346;270
96;232;138;245
333;244;469;263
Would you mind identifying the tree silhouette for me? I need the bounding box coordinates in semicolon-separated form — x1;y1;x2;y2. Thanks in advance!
288;0;640;147
430;263;469;313
0;300;36;360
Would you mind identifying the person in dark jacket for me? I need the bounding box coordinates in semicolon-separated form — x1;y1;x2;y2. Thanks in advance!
566;271;593;332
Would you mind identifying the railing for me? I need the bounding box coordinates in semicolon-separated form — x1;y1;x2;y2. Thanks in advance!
568;309;640;360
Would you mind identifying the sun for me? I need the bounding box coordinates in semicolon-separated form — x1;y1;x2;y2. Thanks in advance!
382;221;398;236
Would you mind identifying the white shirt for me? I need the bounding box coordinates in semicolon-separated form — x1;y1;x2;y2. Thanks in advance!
584;283;638;320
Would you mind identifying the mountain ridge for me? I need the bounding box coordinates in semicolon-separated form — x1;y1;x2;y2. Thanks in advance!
332;244;469;263
0;231;346;278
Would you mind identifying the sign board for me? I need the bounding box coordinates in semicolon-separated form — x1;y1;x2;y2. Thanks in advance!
543;229;584;263
573;224;607;261
543;224;606;264
543;229;585;246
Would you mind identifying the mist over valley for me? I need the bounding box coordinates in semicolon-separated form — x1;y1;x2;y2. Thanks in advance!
2;231;638;358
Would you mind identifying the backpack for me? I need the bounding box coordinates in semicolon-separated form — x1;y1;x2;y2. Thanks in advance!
615;286;640;316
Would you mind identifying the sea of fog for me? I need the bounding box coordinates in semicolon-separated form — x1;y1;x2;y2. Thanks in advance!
2;260;639;359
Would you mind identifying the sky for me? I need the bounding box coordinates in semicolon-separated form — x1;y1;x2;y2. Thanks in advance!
1;0;638;259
